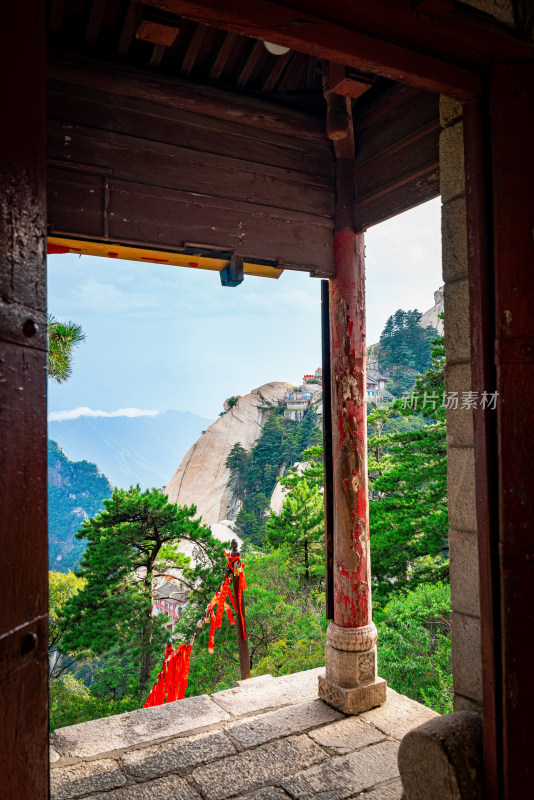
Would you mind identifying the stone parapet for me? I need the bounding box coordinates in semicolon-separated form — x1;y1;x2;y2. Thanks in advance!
398;711;483;800
49;670;436;800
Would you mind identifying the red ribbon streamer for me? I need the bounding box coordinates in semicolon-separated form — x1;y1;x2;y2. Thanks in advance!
144;556;247;708
209;575;230;652
144;642;193;707
226;553;247;642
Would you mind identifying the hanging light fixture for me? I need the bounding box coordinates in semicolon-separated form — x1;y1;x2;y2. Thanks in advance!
263;41;290;56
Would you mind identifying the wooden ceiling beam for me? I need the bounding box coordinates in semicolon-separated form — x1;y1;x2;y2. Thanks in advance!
278;52;307;92
137;18;180;47
180;23;207;75
139;0;482;98
325;63;374;101
261;50;291;92
118;3;140;57
85;0;107;47
150;44;167;67
47;55;329;146
209;31;238;81
236;40;265;88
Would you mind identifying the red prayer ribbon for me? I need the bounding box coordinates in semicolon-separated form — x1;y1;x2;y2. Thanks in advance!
144;642;193;707
144;555;248;708
226;553;248;641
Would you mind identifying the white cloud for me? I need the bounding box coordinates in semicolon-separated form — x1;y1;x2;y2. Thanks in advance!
48;407;161;422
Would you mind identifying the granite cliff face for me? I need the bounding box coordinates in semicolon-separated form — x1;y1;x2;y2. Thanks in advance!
418;287;444;334
165;382;293;527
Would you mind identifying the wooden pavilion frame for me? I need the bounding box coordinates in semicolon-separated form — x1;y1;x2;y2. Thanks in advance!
1;2;533;797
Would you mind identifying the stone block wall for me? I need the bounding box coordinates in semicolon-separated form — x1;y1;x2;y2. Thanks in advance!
439;96;482;712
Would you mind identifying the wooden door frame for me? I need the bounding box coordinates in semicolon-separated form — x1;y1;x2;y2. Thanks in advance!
3;3;533;798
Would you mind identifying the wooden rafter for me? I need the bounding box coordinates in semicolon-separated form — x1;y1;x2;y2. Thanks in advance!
150;44;167;67
118;3;140;57
278;52;307;92
180;23;207;75
261;50;291;92
236;39;265;88
139;0;482;97
209;30;238;81
85;0;107;47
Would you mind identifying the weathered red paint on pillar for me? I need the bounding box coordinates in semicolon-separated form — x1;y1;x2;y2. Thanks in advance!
329;229;371;629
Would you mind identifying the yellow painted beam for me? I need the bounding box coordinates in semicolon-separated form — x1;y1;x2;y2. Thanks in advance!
47;237;283;280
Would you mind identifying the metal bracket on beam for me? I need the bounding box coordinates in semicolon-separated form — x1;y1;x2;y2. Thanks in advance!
220;254;244;287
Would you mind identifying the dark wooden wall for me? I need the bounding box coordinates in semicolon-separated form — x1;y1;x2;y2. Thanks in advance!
0;3;49;798
47;58;336;275
46;57;441;269
353;83;439;231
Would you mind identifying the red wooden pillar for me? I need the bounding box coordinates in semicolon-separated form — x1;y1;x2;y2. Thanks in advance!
490;63;534;800
0;2;49;796
318;158;386;714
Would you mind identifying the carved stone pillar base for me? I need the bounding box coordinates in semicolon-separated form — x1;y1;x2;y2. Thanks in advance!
318;673;387;714
318;621;387;714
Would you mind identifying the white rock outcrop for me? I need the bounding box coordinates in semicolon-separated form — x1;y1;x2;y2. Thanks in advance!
269;462;310;515
175;519;242;565
165;382;292;526
418;287;444;334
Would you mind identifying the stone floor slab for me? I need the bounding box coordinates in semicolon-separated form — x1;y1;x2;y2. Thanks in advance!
352;778;404;799
281;740;400;800
213;668;324;717
50;758;126;800
52;695;230;760
227;699;342;749
308;716;385;754
237;675;275;687
360;688;438;741
238;789;293;800
191;734;327;800
90;774;201;800
121;730;235;780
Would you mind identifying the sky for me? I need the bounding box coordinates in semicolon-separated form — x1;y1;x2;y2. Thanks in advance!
47;197;442;420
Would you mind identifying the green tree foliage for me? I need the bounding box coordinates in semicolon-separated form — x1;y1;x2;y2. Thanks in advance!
265;478;324;582
48;314;85;383
178;548;327;697
378;309;436;396
368;333;448;604
226;408;322;546
278;445;324;491
49;673;137;732
49;571;87;680
369;417;448;602
60;487;227;700
375;582;452;714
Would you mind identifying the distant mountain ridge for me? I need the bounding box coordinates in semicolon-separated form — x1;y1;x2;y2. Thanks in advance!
48;409;213;490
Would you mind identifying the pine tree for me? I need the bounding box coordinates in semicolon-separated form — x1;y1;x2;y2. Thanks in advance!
48;315;85;383
265;477;324;582
378;308;436;395
368;332;448;603
60;486;226;700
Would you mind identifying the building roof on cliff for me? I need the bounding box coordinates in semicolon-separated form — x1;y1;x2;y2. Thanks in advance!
154;581;187;602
